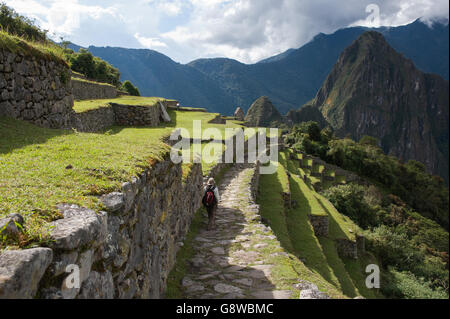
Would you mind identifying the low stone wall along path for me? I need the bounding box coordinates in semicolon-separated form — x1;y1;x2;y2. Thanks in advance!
181;164;295;299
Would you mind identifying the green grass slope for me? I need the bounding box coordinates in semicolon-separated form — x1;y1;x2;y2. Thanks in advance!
257;149;381;298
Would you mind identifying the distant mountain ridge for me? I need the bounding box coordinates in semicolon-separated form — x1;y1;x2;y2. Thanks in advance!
69;19;448;115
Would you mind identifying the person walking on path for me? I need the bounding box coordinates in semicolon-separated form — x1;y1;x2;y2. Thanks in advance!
202;177;220;230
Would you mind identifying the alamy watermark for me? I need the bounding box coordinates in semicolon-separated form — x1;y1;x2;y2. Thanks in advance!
366;3;381;27
169;121;279;174
366;264;380;289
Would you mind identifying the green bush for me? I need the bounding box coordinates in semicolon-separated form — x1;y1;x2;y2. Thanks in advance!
0;3;46;42
326;139;449;229
68;48;121;86
382;268;448;299
121;80;141;96
322;184;379;228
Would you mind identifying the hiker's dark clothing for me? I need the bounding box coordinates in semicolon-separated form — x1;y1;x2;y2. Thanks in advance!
203;185;220;230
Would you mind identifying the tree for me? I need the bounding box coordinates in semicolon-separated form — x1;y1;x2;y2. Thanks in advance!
68;49;121;86
0;3;47;42
121;80;140;96
359;135;379;147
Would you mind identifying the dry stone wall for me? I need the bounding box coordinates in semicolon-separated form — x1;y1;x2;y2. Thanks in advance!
70;103;170;133
0;154;204;299
0;49;73;128
71;78;117;100
112;103;161;127
308;215;329;237
70;107;115;132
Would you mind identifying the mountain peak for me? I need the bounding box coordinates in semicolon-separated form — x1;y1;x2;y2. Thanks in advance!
244;96;283;127
310;31;449;181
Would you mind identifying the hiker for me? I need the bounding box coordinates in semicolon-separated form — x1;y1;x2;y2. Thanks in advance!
202;178;220;230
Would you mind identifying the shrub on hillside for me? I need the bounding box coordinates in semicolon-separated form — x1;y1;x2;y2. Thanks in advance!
382;268;448;299
322;182;449;295
121;80;141;96
0;3;46;42
322;184;379;228
68;48;121;86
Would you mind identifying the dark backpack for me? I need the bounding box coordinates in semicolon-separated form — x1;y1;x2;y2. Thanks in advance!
202;186;216;207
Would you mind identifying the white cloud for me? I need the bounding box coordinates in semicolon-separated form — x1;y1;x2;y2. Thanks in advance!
163;0;449;63
3;0;120;39
134;33;168;48
4;0;449;64
350;0;450;28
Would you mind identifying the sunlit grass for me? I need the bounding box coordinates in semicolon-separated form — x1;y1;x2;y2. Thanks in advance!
0;30;66;64
73;96;175;113
0;108;245;248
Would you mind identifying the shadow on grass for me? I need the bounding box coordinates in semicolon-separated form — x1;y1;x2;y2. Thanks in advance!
287;175;339;286
0;116;71;155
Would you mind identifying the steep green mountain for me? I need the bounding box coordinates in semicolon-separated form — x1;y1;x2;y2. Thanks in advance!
309;31;449;182
71;20;448;115
245;96;283;127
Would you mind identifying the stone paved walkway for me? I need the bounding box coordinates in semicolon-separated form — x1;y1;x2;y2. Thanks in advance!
181;164;294;299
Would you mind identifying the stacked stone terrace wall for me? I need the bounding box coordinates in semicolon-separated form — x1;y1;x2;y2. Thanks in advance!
308;215;329;237
0;154;204;299
0;49;73;128
71;78;117;100
112;103;161;127
70;102;169;133
70;107;115;132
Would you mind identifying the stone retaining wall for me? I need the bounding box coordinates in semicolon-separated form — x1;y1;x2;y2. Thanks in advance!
0;154;203;299
298;152;362;184
249;161;262;203
70;107;115;132
308;214;329;237
70;103;168;132
112;103;161;127
0;49;73;128
335;239;358;259
72;78;117;100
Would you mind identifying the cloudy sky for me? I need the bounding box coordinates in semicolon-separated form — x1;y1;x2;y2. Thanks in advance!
4;0;449;64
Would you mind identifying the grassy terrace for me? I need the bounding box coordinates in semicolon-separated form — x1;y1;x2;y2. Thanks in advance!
73;96;178;113
0;30;66;64
257;149;375;298
0;107;242;248
257;158;346;298
71;77;117;88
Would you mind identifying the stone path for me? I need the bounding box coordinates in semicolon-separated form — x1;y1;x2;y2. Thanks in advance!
181;164;294;299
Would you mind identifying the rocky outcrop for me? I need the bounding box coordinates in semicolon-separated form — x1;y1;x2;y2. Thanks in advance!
71;78;117;100
309;31;449;181
245;96;283;127
0;49;73;128
0;153;203;299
